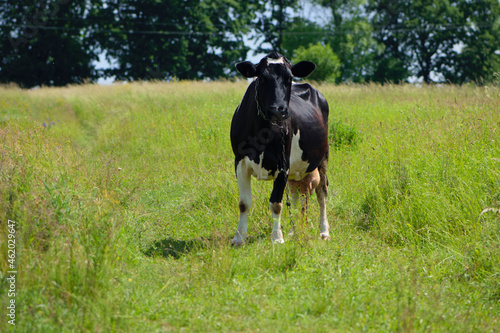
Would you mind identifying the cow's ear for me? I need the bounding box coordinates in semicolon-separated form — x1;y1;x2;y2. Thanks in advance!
292;61;316;78
236;61;257;78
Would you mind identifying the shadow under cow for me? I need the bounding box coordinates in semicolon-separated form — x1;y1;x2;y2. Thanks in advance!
143;238;205;259
143;233;268;259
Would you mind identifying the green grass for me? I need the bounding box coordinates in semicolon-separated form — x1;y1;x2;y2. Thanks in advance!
0;81;499;332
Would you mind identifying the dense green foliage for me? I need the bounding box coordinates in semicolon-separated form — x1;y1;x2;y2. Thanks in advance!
0;0;99;88
317;0;378;83
368;0;500;84
252;0;300;54
292;43;341;82
1;0;498;86
0;82;499;331
281;17;326;57
92;0;254;81
0;0;255;86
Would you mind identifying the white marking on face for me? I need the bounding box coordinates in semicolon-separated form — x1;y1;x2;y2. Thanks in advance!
267;57;285;65
288;130;310;181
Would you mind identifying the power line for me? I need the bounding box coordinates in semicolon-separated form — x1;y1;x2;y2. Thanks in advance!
1;21;496;37
0;24;233;36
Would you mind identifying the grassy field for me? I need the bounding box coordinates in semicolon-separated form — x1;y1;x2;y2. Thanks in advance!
0;81;499;332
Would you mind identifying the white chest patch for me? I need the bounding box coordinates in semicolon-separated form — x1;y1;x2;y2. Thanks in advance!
237;131;310;182
244;153;277;181
289;130;310;181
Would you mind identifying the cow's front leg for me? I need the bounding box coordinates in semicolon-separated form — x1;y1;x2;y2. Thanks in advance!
270;171;287;244
232;159;252;246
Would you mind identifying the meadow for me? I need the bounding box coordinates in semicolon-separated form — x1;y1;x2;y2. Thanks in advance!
0;81;499;332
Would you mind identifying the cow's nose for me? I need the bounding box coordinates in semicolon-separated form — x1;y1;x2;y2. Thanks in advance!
278;106;289;119
270;106;289;119
277;106;288;115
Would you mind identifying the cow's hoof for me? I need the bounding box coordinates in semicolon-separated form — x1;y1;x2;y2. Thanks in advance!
320;232;330;240
271;230;285;244
231;236;245;247
231;240;245;247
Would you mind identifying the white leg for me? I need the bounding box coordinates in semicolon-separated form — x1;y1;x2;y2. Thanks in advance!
316;161;330;240
317;187;330;240
232;160;252;246
270;202;284;243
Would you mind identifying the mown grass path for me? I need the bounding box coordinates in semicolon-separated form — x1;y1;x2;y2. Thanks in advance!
1;82;499;332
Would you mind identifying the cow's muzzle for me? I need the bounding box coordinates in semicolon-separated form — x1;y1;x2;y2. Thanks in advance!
268;106;289;121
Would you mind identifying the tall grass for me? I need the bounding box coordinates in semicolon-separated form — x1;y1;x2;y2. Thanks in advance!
0;82;499;332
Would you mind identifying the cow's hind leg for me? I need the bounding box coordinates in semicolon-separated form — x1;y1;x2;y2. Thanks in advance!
316;158;330;240
287;187;300;237
232;159;252;246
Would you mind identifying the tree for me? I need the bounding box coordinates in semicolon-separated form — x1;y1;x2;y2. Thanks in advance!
366;0;410;83
368;0;499;84
252;0;300;54
281;17;326;58
0;0;256;85
0;0;98;88
442;0;500;84
317;0;379;83
92;0;253;81
369;0;457;84
292;42;341;82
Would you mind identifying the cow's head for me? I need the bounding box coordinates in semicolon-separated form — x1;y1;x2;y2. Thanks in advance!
236;52;315;122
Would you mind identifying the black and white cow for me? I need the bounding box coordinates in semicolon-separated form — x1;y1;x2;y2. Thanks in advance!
230;52;330;246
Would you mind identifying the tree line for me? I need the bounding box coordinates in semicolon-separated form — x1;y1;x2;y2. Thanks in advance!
0;0;499;88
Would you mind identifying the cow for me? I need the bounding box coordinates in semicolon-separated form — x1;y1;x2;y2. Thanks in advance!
230;52;330;246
